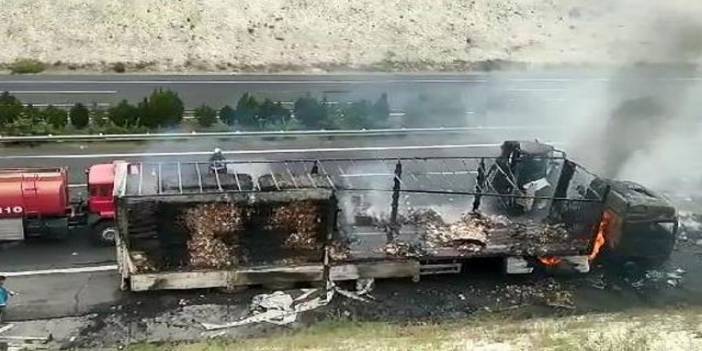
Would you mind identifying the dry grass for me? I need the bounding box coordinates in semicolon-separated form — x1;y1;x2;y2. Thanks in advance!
125;307;702;351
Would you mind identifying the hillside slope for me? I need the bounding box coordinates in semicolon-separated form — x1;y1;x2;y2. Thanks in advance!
1;0;701;72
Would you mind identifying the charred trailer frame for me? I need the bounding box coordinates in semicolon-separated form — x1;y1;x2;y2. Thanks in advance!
113;152;609;292
113;161;419;292
332;154;609;269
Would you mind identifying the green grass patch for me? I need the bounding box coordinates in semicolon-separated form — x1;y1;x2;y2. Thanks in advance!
124;307;702;351
8;58;47;74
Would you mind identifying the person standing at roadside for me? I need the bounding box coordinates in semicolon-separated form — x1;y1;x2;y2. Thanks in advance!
0;276;16;323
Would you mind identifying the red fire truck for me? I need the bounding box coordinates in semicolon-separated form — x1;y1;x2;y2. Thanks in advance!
0;162;120;245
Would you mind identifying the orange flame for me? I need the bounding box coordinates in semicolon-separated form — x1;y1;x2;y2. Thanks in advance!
539;257;562;266
589;210;613;261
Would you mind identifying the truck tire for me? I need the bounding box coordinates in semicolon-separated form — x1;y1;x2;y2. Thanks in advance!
93;221;117;246
610;234;675;269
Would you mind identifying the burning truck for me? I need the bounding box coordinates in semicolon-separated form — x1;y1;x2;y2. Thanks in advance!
112;141;678;291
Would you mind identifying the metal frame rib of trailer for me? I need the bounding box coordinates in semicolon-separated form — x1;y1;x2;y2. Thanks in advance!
112;154;608;292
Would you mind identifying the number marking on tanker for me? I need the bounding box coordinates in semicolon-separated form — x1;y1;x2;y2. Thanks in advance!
0;206;23;215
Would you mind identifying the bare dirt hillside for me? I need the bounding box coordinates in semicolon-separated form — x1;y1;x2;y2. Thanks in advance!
1;0;702;72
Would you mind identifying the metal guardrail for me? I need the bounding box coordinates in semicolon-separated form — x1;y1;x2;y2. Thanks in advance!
0;126;561;143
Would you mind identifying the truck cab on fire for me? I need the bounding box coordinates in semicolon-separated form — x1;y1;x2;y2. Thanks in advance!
588;178;678;265
496;140;678;266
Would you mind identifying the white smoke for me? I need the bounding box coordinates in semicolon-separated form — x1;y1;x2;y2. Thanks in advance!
473;4;702;199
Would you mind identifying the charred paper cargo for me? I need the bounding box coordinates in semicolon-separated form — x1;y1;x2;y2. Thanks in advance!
113;141;678;291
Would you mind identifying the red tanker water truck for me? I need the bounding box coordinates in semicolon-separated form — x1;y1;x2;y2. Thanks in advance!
0;162;120;245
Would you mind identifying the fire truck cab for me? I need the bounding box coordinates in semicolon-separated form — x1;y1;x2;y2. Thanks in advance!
86;163;119;245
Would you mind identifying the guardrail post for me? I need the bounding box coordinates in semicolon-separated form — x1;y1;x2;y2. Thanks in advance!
472;158;486;212
389;160;402;242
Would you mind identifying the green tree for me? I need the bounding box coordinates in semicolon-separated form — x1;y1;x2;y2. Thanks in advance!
0;91;24;126
234;93;259;128
219;105;236;126
258;98;277;128
294;94;327;129
4;105;51;136
141;89;185;129
258;100;292;129
92;109;109;128
69;103;90;129
43;105;68;129
22;104;42;123
137;98;149;127
272;101;291;124
194;104;218;127
341;100;372;129
403;93;466;128
371;93;390;128
108;100;139;127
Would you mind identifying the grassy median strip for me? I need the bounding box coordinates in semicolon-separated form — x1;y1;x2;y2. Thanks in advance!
124;307;702;351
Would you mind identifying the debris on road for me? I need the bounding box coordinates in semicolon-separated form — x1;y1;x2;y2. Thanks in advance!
0;325;13;335
588;274;606;290
679;212;702;238
201;279;376;331
545;291;575;310
201;289;332;330
630;267;687;289
0;332;52;351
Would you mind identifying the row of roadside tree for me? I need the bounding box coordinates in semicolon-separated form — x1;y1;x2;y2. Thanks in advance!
0;88;468;136
0;89;393;136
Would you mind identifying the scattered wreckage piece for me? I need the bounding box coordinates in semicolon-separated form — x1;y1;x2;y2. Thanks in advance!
201;279;375;330
629;267;687;289
0;325;13;336
0;332;52;351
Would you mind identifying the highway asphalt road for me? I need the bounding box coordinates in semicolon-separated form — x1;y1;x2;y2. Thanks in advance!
0;72;581;108
3;69;698;126
1;69;698;107
1;69;700;321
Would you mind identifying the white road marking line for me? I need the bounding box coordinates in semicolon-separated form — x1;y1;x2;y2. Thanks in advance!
0;79;488;85
0;324;13;335
1;265;117;277
506;88;566;92
0;143;513;160
22;103;111;107
8;90;117;94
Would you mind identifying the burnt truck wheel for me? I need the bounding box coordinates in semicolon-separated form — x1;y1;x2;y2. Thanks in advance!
612;233;676;268
93;221;117;246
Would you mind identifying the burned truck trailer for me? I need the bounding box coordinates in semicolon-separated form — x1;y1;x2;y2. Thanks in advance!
113;149;616;292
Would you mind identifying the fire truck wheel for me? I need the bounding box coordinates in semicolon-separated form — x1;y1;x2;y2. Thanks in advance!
94;221;117;246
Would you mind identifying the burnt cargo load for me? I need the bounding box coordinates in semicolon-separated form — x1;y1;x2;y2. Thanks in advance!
113;142;675;292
